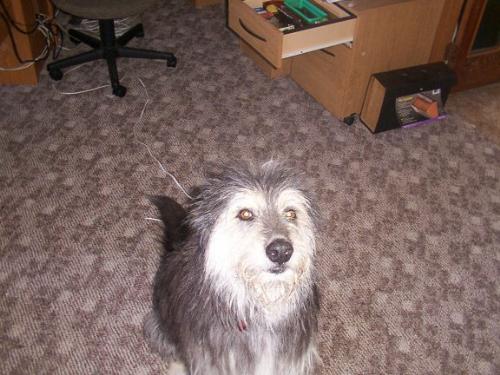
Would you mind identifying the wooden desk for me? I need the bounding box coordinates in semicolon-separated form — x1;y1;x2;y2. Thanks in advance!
0;0;53;85
230;0;453;121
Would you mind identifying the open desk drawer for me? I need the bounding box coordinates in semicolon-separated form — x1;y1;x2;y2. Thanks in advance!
228;0;356;68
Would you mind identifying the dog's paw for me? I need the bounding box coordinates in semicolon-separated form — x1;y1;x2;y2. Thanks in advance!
167;361;187;375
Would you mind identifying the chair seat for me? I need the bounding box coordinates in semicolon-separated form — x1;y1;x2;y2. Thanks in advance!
52;0;158;20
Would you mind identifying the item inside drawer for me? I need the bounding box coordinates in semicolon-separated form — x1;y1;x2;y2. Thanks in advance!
251;0;349;34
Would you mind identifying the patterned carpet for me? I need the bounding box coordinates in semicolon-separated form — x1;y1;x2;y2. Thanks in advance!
1;1;499;374
447;82;500;146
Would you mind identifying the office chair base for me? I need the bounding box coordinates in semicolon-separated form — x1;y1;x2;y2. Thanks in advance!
47;20;176;97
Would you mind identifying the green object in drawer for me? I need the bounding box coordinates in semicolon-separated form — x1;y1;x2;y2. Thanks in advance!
284;0;328;24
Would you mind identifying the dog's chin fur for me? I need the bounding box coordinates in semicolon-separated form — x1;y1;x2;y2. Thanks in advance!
144;161;320;375
207;258;314;328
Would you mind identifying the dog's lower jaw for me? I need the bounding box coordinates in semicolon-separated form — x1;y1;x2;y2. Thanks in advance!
250;280;301;319
239;267;314;326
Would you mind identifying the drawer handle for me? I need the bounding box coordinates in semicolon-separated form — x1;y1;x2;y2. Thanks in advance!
320;49;336;58
239;19;267;42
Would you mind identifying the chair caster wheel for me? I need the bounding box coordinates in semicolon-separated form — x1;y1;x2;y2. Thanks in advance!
112;85;127;97
343;113;357;126
48;68;63;81
167;56;177;68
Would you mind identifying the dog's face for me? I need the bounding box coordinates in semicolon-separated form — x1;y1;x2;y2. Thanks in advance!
190;162;316;321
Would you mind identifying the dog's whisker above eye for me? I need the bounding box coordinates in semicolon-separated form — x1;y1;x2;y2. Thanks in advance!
144;160;319;375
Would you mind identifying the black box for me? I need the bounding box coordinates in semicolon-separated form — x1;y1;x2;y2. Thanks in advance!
360;62;457;133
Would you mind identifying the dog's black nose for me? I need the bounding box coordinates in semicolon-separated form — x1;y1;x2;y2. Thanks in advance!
266;239;293;265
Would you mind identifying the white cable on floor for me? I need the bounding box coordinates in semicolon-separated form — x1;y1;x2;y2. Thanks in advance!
55;83;111;95
134;77;193;200
51;65;194;200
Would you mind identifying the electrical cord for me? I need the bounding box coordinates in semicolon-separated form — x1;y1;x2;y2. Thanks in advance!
0;8;61;70
53;24;64;59
0;4;133;71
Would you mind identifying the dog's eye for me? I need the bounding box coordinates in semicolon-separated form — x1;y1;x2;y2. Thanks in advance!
237;209;254;221
284;209;297;221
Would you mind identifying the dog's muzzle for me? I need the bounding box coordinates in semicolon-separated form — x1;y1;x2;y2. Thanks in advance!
266;239;293;268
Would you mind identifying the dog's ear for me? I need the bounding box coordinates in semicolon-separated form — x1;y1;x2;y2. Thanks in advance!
148;195;190;251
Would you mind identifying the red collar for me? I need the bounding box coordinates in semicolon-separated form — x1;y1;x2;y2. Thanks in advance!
237;320;247;332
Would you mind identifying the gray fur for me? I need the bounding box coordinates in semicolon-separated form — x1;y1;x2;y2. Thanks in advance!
144;161;320;375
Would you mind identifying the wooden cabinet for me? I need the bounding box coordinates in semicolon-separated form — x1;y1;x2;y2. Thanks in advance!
448;0;500;91
0;0;53;85
230;0;448;120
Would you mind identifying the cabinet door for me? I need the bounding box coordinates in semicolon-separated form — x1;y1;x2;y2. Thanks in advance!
290;44;353;118
449;0;500;91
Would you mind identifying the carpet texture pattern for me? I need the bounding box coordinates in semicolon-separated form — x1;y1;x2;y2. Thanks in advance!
1;1;499;374
446;82;500;146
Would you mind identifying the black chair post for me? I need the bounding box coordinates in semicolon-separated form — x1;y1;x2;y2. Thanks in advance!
98;20;124;96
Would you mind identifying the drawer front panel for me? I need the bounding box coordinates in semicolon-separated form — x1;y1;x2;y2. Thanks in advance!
291;44;353;117
228;0;284;67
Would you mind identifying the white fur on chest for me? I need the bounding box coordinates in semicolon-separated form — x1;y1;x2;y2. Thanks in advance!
252;337;276;375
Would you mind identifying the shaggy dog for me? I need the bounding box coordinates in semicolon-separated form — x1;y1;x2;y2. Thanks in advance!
144;161;320;375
